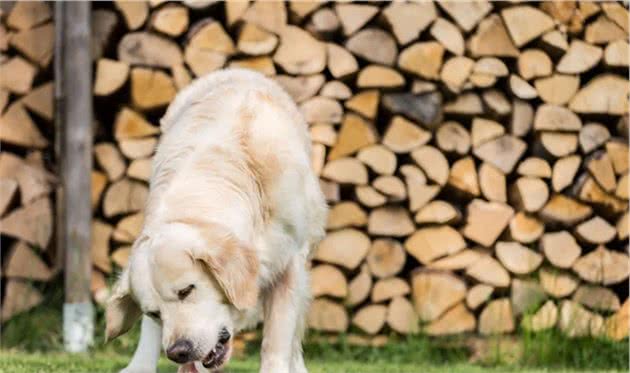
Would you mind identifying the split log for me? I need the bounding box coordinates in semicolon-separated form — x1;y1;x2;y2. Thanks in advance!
539;132;578;158
229;57;275;76
372;176;406;201
91;9;118;60
605;299;630;341
326;43;358;79
321;157;367;185
540;267;579;298
356;65;404;89
557;40;603;74
0;179;17;217
4;241;52;281
552;155;581;192
0;102;48;149
22;82;53;121
510;177;549;213
465;256;510;288
511;99;534;137
319;179;339;203
479;163;507;203
118;32;183;68
346;264;372;307
1;280;43;322
569;75;629;115
436;122;470;155
572;285;620;312
511;279;546;316
471;118;504;149
346;28;397;66
0;153;54;205
9;23;54;67
431;18;464;56
585;15;626;45
6;1;51;30
308;299;348;332
606;140;628;175
115;0;149;30
428;249;483;271
334;3;378;36
300;96;342;124
311;264;348;298
501;5;553;47
517;49;552;80
273;25;325;74
540;194;593;226
112;212;143;243
274;74;324;103
410;145;449;186
572;246;630;285
184;20;234;76
398;42;443;80
415;200;460;225
478;298;514;335
119;137;157;160
328;113;376;160
509;74;538;100
386;297;419;335
575;216;615;245
468;14;518;58
462;199;514;247
382;92;443;129
482;89;511;117
237;23;278;56
310;124;337;146
540;231;581;269
366;239;405;279
130;67;176;110
345;90;379;120
400;164;439;212
0;197;52;249
616;174;628;200
382;2;436;45
439;56;474;92
307;8;340;36
171;64;191;90
150;4;188;37
411;270;466;322
404;226;466;265
0;56;37;94
326;201;367;230
367;206;413;237
495;241;542;275
535;75;580;106
586;151;616;192
443;92;483;115
579;123;610;154
92;220;113;273
425;303;476;336
320;81;352;100
102;178;148;217
517;157;551;179
91;171;107;209
352;304;387;335
466;284;494;310
94;143;126;181
371;277;409;303
509;212;544;244
314;228;370;270
473;135;526;174
242;1;286;35
382;116;431;153
541;30;569;52
559;300;601;338
437;1;492;32
355;186;386;208
356;145;396;176
448;157;479;196
522;300;558;332
604;40;629;67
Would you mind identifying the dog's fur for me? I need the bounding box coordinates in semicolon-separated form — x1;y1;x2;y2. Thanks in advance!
105;69;327;373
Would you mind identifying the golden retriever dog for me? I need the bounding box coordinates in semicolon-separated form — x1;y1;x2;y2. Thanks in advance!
105;69;327;373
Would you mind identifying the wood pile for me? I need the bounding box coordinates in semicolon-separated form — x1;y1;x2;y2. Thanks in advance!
0;1;57;321
2;1;629;342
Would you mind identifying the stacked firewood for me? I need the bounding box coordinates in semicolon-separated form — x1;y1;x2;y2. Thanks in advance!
0;2;57;321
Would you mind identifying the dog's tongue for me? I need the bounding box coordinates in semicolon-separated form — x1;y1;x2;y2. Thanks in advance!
177;363;199;373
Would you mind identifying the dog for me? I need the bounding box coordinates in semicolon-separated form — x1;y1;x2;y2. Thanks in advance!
105;69;327;373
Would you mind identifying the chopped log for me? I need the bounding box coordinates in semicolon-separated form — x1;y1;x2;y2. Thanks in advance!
482;89;511;116
346;28;397;66
322;157;367;185
431;18;465;57
411;145;449;186
130;67;176;111
473;57;508;77
334;3;378;36
468;14;519;58
91;171;107;209
575;216;615;245
237;23;277;56
112;212;144;243
465;256;510;287
473;135;526;174
273;25;325;74
300;96;342;124
320;179;339;203
540;267;579;298
0;179;17;217
114;0;148;30
535;75;580;106
242;1;286;35
326;43;358;79
573;174;626;216
559;300;601;338
462;199;514;247
311;264;348;298
495;241;543;275
151;4;189;37
539;194;592;225
606;140;629;175
21;82;53;122
94;59;139;95
572;245;630;285
184;20;234;76
415;200;460;225
92;220;113;273
436;1;492;32
511;279;546;316
479;163;507;203
0;153;54;205
569;75;629;115
102;178;148;218
346;264;372;307
579;123;610;154
556;40;603;74
328;113;376;160
509;74;538;100
91;9;118;60
4;241;52;281
522;300;558;332
573;285;620;312
585;15;626;44
386;297;419;335
357;145;396;176
517;158;551;179
1;280;43;322
540;231;581;269
372;176;406;201
469;74;496;89
119;137;157;160
539;132;578;158
398;42;444;80
382;2;437;45
310;124;337;146
443;92;483;115
127;158;152;182
367;206;414;237
617;212;628;240
314;228;370;270
411;270;466;321
411;80;437;94
509;212;544;244
288;1;321;21
229;56;276;76
9;22;54;67
616;174;628;200
382;116;431;153
0;197;52;249
541;30;569;52
440;57;474;92
345;90;379;120
478;298;514;335
511;99;534;137
605;299;630;341
118;32;183;69
0;102;48;149
366;239;405;279
517;49;552;80
355;185;386;208
604;40;629;67
371;277;410;303
0;56;37;94
320;81;352;100
552;155;581;192
447;157;479;196
471;118;504;149
601;2;629;32
501;5;554;47
308;299;348;332
466;284;493;310
356;65;404;89
586;151;616;192
6;1;51;30
428;249;484;271
404;226;466;265
436;122;470;155
274;74;324;103
94;143;126;181
425;303;476;336
352;304;387;335
171;64;192;90
400;164;440;211
326;201;367;230
510;177;549;213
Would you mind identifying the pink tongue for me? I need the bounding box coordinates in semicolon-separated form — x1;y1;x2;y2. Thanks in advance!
177;363;199;373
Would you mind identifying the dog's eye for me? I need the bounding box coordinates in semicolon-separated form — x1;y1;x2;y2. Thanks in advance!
177;284;195;300
147;311;160;320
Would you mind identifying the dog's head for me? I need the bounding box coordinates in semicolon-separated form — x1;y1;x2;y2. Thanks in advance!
105;219;259;370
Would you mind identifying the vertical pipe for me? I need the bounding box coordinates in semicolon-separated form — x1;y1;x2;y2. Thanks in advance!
57;1;94;353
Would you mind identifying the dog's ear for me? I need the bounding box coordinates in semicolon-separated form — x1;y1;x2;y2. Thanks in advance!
105;268;142;341
192;222;260;311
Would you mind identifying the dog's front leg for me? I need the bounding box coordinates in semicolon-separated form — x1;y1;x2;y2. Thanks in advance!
120;316;162;373
260;254;310;373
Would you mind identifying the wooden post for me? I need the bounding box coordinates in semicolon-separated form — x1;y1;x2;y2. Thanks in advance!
56;1;94;353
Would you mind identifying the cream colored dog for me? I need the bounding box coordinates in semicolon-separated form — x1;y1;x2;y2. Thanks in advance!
105;69;327;373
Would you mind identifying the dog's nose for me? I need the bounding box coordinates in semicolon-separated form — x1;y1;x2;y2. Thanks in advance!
218;327;231;345
167;339;194;364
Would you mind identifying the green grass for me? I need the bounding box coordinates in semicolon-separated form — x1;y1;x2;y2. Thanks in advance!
1;286;628;373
